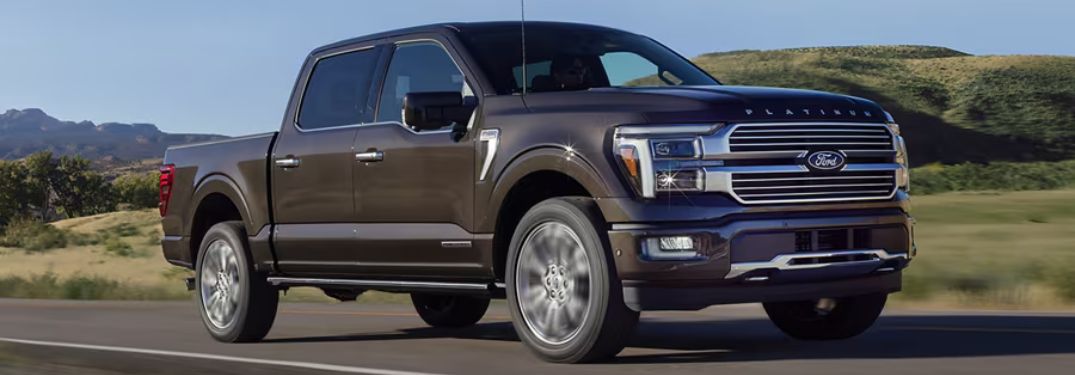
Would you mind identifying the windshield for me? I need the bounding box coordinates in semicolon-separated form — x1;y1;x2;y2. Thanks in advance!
458;24;719;95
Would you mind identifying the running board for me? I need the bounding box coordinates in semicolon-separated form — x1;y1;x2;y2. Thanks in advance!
266;277;494;296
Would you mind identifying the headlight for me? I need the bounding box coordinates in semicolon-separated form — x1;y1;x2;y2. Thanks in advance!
614;124;721;198
884;111;901;136
885;111;910;191
651;139;699;159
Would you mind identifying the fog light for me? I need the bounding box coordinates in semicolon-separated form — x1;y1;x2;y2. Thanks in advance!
642;236;703;260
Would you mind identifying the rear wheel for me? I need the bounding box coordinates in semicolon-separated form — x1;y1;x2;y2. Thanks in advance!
763;293;887;340
411;293;490;328
506;198;638;363
194;221;279;343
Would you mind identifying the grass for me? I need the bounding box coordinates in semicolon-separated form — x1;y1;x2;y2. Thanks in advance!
894;189;1075;308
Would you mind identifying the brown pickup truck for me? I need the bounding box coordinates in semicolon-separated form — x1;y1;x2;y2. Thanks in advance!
160;21;914;363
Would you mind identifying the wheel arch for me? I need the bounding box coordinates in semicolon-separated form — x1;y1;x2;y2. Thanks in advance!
187;174;250;266
486;147;614;281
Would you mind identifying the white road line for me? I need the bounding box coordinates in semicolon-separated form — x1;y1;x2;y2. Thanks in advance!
0;337;444;375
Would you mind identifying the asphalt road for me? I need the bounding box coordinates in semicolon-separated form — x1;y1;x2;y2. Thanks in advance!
1;298;1074;375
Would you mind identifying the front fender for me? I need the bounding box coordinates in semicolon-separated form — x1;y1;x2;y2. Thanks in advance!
478;145;624;232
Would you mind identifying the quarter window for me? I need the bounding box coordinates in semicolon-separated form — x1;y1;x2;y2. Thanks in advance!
297;48;379;129
376;42;466;124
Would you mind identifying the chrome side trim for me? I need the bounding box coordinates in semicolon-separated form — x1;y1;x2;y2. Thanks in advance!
440;240;473;248
478;128;500;181
725;249;908;279
267;277;490;292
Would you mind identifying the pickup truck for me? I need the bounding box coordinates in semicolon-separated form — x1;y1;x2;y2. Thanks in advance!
160;21;914;363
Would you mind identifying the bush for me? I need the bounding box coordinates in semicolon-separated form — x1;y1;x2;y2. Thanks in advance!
113;173;159;209
911;160;1075;195
107;222;141;237
0;218;69;251
0;272;187;300
102;237;138;257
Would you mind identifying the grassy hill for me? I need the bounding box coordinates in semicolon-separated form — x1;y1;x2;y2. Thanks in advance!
694;45;1075;165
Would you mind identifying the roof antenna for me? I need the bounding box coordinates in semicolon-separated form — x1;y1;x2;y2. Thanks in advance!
520;0;527;95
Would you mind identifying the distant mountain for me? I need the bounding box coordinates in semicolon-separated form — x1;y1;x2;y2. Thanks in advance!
0;108;225;165
694;45;1075;165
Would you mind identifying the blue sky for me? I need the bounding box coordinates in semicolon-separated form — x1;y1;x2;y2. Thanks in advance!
1;0;1072;136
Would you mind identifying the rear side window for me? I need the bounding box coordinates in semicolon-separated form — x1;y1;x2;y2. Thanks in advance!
376;42;466;123
297;48;379;129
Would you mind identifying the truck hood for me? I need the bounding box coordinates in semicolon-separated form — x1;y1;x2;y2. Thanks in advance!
588;85;888;123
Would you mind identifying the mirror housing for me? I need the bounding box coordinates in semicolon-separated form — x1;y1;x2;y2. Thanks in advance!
402;92;474;131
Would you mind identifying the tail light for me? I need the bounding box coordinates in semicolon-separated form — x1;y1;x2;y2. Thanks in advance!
159;164;175;217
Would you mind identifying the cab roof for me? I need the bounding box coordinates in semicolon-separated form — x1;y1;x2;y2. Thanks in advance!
311;21;631;55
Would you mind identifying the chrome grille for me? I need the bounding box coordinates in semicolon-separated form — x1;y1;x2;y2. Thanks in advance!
730;170;897;203
729;123;894;153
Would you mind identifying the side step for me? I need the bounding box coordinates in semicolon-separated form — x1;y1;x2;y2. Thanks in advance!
266;277;498;296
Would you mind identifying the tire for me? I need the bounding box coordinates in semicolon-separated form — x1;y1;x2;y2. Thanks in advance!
410;293;490;328
763;293;887;340
506;197;639;363
194;221;279;343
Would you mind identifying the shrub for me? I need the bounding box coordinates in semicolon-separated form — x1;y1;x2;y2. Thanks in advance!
107;222;141;237
0;218;69;251
0;272;187;300
103;237;138;257
112;173;159;209
911;160;1075;195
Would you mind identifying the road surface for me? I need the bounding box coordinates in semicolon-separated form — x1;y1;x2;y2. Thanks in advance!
1;298;1074;374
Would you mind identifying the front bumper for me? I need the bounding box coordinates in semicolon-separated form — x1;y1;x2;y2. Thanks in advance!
607;208;913;310
624;272;901;311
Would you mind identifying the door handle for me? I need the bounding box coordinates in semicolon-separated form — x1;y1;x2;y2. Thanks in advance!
355;151;384;163
274;157;301;168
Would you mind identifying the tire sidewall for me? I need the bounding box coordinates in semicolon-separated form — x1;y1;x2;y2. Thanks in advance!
194;222;253;342
506;199;614;362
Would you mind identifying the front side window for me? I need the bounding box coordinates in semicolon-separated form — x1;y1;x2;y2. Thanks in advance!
297;48;379;129
376;42;466;124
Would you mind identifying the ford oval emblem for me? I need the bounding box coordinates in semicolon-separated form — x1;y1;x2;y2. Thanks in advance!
806;151;846;170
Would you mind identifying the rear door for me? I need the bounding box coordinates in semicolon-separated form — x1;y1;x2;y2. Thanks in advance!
271;44;385;274
350;39;483;279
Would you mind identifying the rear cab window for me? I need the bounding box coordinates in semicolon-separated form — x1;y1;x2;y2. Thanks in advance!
297;47;381;130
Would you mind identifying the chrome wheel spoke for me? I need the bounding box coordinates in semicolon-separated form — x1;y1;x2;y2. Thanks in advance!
200;239;242;329
515;221;593;345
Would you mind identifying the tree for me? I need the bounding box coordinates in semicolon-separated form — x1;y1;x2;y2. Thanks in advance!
0;160;33;226
21;151;56;219
50;155;115;217
113;172;159;209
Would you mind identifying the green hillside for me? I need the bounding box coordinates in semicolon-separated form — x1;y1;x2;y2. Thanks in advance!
694;45;1075;165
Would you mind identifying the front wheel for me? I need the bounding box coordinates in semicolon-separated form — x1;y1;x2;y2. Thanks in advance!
763;293;887;340
194;221;279;343
506;198;638;363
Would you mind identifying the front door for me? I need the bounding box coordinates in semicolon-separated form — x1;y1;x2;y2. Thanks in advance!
271;45;383;274
351;40;482;279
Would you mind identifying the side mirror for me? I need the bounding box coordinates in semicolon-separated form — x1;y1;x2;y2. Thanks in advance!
402;92;474;131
